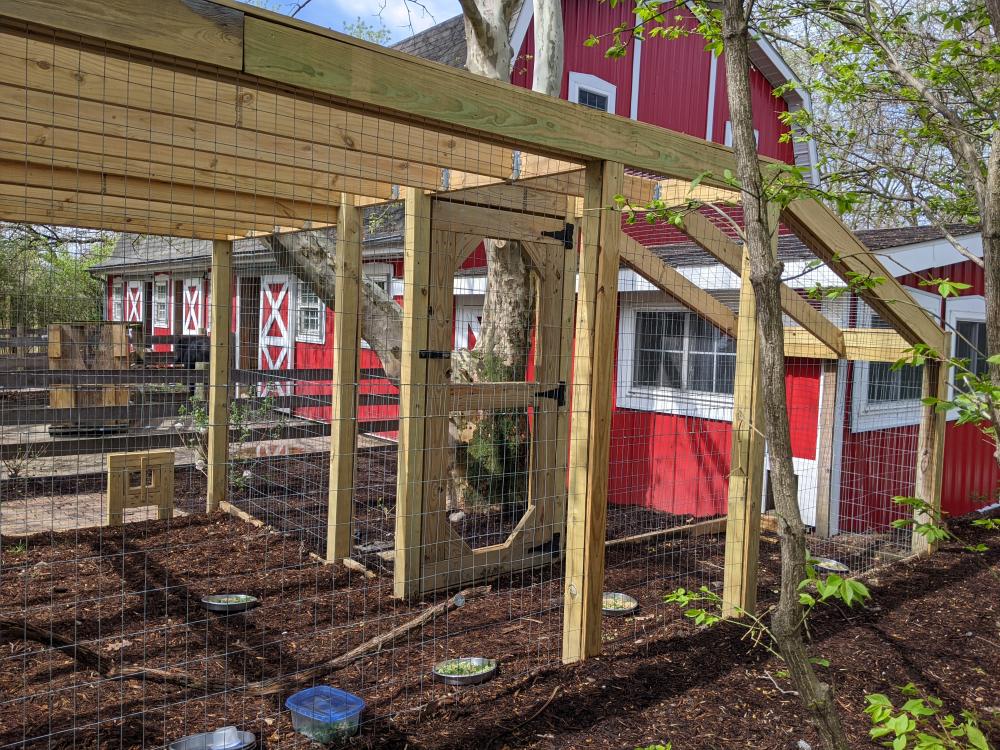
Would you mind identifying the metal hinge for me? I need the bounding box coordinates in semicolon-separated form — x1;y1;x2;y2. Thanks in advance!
541;223;575;250
535;381;566;407
418;350;451;360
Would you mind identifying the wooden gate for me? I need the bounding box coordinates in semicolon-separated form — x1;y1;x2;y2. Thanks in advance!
394;195;577;597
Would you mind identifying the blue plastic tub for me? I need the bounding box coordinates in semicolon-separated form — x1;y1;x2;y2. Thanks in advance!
285;686;365;743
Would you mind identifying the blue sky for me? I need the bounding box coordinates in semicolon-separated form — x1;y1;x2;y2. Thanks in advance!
282;0;462;43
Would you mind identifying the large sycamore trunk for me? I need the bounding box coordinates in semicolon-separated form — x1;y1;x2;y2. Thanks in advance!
721;0;850;747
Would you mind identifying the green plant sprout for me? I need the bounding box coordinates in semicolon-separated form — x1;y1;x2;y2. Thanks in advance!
865;683;994;750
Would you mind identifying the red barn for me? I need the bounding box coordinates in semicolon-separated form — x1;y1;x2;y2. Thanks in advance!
93;3;998;535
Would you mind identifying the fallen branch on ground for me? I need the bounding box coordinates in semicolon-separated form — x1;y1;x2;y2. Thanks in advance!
1;586;490;697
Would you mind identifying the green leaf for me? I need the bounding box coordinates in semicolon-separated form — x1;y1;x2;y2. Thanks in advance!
893;735;907;750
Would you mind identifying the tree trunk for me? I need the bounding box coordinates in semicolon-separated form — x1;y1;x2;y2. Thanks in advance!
721;1;850;748
982;127;1000;466
264;230;403;381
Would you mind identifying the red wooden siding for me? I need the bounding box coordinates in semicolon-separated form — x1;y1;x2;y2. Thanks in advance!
711;57;795;163
898;260;986;296
635;9;712;135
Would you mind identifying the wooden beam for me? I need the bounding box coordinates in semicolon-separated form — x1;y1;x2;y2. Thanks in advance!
722;248;766;618
912;351;949;555
563;161;623;664
326;194;363;562
619;233;739;337
241;15;751;186
679;211;845;357
781;200;947;350
431;199;566;245
0;0;244;70
206;239;233;512
393;187;432;599
605;517;727;548
782;328;913;362
813;361;840;538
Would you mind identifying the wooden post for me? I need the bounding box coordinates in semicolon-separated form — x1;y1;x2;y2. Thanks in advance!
722;249;766;618
562;160;623;663
393;187;433;599
912;349;949;555
326;193;363;562
206;239;233;512
813;360;840;538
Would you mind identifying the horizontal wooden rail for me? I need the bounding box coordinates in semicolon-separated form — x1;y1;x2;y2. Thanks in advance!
0;417;400;460
0;367;399;387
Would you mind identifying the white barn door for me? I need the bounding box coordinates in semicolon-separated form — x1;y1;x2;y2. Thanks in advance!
258;275;294;395
125;281;143;323
181;278;204;335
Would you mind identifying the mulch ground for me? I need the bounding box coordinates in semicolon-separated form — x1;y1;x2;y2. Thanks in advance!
0;486;997;749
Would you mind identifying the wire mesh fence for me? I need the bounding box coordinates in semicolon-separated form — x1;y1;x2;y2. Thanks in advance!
0;7;986;748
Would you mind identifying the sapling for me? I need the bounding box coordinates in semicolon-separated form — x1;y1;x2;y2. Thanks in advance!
865;683;994;750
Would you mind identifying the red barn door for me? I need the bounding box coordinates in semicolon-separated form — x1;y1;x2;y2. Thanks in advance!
181;278;204;335
258;275;294;395
125;281;143;323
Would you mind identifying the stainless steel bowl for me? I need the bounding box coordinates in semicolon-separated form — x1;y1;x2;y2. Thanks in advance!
812;557;850;574
200;594;260;614
167;727;255;750
432;657;499;686
602;592;639;617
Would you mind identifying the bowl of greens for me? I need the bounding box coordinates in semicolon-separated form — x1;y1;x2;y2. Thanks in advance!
432;657;499;686
602;592;639;617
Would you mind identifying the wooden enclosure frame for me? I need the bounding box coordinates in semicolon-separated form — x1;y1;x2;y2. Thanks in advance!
0;0;952;663
106;450;175;525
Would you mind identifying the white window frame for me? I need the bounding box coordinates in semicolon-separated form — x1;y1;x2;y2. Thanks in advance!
294;279;325;344
616;298;736;422
850;289;940;432
724;120;760;147
945;295;987;413
111;279;124;322
568;72;617;114
152;275;170;328
360;263;394;349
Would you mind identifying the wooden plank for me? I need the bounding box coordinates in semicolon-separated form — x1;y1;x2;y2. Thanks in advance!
446;381;561;412
563;161;623;664
679;211;845;357
619;233;739;336
781;200;947;350
393;187;432;599
813;360;840;538
912;352;949;555
2;0;244;70
782;328;913;362
206;239;233;512
242;16;749;186
431;200;566;245
326;194;362;562
721;248;766;618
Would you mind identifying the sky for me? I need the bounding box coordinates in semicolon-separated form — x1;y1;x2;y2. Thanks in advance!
281;0;462;43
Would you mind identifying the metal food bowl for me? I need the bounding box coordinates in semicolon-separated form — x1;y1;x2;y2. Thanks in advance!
168;727;256;750
200;594;260;614
812;557;850;575
432;657;499;686
602;591;639;617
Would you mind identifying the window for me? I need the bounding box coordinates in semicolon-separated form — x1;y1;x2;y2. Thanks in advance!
633;311;736;394
724;121;760;148
617;303;737;420
568;72;617;114
850;291;939;432
955;319;988;381
153;279;169;327
296;281;325;343
111;281;123;322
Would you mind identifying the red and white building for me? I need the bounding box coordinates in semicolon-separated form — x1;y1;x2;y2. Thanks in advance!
94;2;998;532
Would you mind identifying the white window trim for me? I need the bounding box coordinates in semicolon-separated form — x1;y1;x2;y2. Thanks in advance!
945;295;986;414
111;279;124;322
152;274;170;328
850;289;940;432
568;72;617;114
294;279;325;344
360;263;395;349
724;120;760;147
616;298;735;422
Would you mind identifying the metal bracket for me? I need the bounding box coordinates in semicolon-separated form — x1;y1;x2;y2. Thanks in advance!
541;223;575;250
535;381;566;407
418;350;451;360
